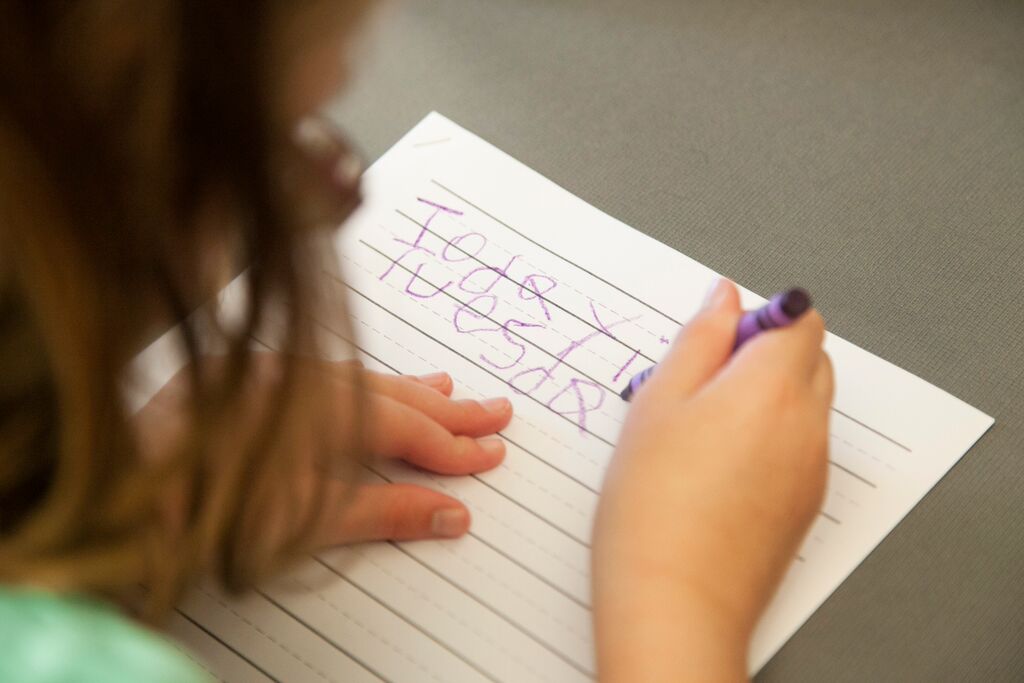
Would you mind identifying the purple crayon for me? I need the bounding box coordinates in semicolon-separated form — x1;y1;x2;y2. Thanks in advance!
619;287;812;402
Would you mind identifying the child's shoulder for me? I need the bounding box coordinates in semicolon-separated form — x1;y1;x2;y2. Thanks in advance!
0;586;211;683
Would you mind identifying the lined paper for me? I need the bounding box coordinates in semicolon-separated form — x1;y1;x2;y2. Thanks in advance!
136;113;993;681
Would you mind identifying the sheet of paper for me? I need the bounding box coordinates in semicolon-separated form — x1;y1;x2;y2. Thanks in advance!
138;112;993;682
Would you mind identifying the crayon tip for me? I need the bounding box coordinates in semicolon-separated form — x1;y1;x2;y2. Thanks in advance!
780;288;812;318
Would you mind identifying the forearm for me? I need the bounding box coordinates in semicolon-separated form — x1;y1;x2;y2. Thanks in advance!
593;575;749;683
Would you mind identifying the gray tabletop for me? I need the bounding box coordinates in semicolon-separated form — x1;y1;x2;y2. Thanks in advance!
329;1;1024;679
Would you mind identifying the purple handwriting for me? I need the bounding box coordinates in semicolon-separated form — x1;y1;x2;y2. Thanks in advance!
519;274;556;320
418;197;463;222
481;320;544;370
459;254;520;295
547;378;606;431
442;232;486;262
612;349;640;383
404;262;451;299
380;195;654;434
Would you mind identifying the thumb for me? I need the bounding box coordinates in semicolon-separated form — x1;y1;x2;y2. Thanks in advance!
320;482;470;545
642;279;742;400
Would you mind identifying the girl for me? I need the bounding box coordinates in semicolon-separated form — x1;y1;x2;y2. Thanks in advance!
0;1;832;681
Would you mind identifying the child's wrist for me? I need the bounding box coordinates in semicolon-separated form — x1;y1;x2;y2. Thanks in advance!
594;574;750;681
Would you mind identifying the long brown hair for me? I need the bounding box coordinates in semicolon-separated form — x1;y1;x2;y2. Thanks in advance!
0;0;369;617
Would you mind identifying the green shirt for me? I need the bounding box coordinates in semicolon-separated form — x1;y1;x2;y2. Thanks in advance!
0;587;211;683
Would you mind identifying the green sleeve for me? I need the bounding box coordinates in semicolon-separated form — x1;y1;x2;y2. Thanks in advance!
0;587;213;683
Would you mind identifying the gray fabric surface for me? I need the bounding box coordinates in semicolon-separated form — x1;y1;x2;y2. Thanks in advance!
328;1;1024;679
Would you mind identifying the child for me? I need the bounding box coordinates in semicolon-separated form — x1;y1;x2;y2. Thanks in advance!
0;2;832;681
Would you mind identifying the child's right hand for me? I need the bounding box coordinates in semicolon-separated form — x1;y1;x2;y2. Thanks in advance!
591;279;833;682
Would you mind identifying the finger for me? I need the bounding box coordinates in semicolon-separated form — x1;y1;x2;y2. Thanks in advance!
642;279;743;399
368;394;506;474
364;370;512;437
734;307;826;379
323;482;470;543
405;371;454;396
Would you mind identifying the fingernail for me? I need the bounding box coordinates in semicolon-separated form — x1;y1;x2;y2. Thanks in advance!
431;508;469;538
701;278;729;310
480;397;511;415
417;371;450;390
477;437;506;457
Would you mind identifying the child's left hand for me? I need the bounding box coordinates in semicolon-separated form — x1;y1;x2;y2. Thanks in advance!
135;356;513;554
319;366;512;543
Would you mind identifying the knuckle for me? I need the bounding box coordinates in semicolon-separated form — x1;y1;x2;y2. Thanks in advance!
382;491;416;537
417;427;451;461
456;395;503;428
461;397;487;417
681;314;727;347
454;435;479;459
454;398;489;424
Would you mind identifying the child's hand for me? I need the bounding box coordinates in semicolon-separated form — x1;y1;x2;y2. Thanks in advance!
136;356;512;557
591;279;833;682
319;367;512;543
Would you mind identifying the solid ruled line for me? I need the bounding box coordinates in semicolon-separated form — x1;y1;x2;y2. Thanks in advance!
308;320;602;496
391;211;657;366
426;180;914;454
831;407;912;453
316;560;500;683
829;460;877;489
365;463;591;612
357;454;596;673
269;191;909;460
430;179;685;327
496;432;600;494
173;608;282;683
467;525;591;610
820;511;841;525
340;278;616;449
387;541;596;680
471;470;592;547
343;330;597;546
333;283;877;493
361;237;623;395
256;589;390;683
278;304;875;513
